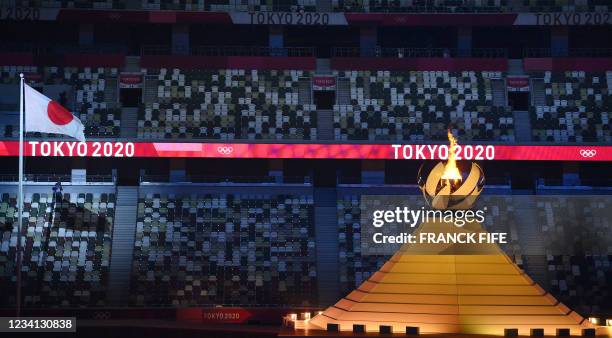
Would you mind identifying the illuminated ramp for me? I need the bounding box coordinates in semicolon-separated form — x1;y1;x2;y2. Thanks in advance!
307;221;595;335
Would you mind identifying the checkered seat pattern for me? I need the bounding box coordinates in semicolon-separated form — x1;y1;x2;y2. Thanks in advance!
331;0;608;12
138;68;316;140
29;0;122;8
531;71;611;142
1;66;38;137
1;65;38;84
49;67;121;137
1;66;121;138
525;0;610;12
537;197;611;315
0;192;115;307
337;196;389;295
545;255;611;316
333;70;513;141
478;196;522;262
130;193;316;306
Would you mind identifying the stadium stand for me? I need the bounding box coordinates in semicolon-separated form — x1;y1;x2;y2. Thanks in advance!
331;0;611;12
546;254;611;316
49;66;121;138
530;71;611;143
332;0;498;12
15;0;610;12
139;68;316;140
130;192;317;306
333;70;514;141
337;195;393;295
537;196;611;314
6;63;612;144
0;190;115;307
0;182;608;316
0;66;121;138
479;195;523;259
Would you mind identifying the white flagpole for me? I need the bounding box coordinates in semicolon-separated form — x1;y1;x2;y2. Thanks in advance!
16;73;25;317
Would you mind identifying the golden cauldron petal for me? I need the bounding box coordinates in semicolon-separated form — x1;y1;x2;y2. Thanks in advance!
424;162;446;197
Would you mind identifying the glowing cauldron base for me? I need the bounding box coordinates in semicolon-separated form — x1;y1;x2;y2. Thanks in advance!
303;220;597;336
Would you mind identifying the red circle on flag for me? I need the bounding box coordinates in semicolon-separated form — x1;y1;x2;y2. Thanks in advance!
47;101;73;126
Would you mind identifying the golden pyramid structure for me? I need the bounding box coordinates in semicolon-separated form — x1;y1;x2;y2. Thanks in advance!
307;220;595;335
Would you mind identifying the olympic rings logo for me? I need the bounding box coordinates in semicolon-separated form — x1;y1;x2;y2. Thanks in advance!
216;146;234;155
93;311;111;320
579;149;597;158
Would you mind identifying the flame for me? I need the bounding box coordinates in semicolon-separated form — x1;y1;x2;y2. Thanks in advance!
441;129;462;184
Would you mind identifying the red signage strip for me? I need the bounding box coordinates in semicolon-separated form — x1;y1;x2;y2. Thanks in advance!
524;58;612;72
140;55;316;70
313;76;336;90
0;141;609;161
330;57;508;71
506;76;529;88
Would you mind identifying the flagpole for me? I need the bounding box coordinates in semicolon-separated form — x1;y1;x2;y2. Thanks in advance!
16;73;24;317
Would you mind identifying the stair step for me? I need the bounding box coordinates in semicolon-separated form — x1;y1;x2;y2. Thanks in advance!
492;79;506;107
299;78;312;104
316;59;331;74
144;75;159;104
120;107;138;138
531;79;546;106
513;110;532;142
336;78;350;105
316;109;334;141
107;186;139;306
314;187;338;306
104;77;119;107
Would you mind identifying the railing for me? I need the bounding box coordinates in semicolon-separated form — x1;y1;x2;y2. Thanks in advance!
537;177;612;188
0;43;127;55
332;47;507;58
141;45;315;57
332;3;505;13
524;48;612;58
382;175;511;186
0;0;607;13
140;174;310;184
0;174;72;183
25;174;71;182
0;0;317;12
0;174;114;183
189;175;277;183
85;174;116;183
191;46;315;57
139;174;170;183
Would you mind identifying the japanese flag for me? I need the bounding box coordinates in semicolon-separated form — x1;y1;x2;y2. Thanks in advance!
24;83;85;142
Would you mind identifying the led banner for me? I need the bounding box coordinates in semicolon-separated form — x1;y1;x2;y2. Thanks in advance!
230;12;346;25
3;8;611;26
119;73;143;88
506;76;530;92
0;141;609;161
312;76;336;90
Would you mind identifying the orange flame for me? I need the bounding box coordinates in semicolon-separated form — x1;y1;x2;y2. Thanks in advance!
441;129;462;184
